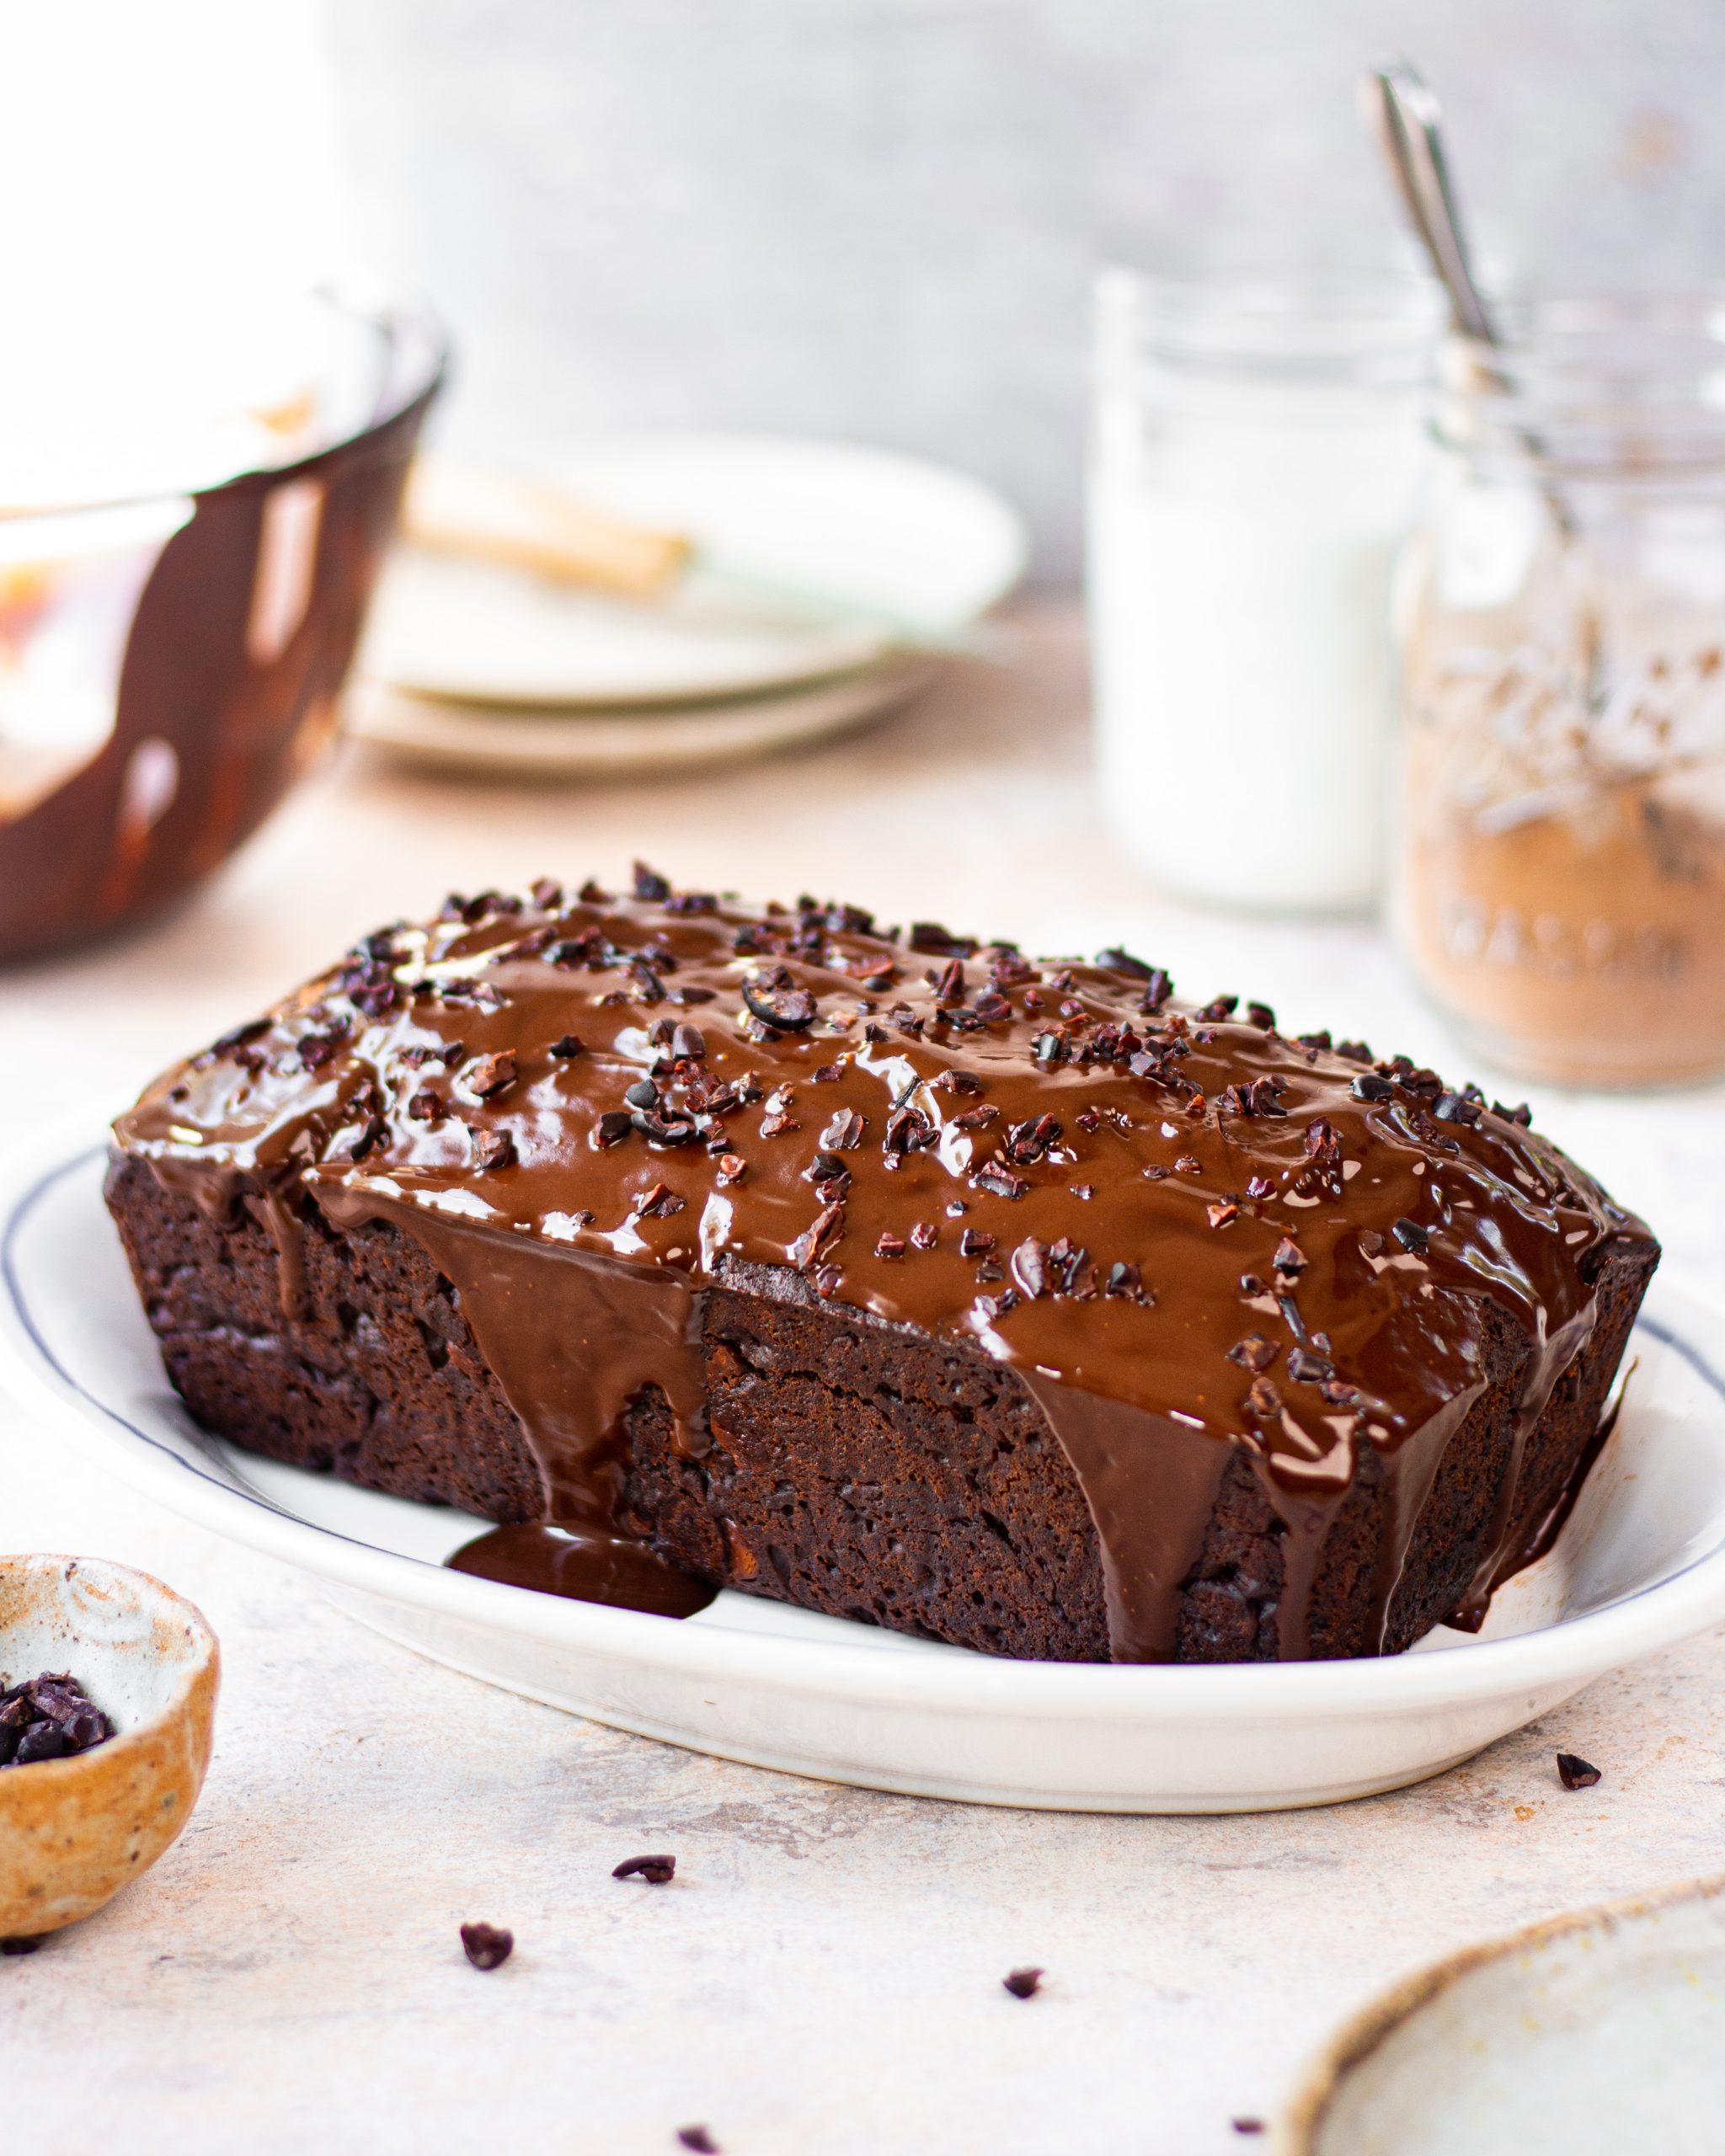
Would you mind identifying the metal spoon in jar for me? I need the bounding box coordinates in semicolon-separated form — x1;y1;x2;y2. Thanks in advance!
1363;61;1598;692
1361;62;1578;542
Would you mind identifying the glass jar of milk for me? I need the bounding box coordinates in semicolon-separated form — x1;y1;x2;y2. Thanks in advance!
1088;271;1438;911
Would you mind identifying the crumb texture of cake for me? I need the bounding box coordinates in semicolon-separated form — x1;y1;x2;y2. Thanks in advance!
106;866;1659;1663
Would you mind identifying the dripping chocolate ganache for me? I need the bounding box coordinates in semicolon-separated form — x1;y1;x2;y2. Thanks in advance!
106;866;1658;1662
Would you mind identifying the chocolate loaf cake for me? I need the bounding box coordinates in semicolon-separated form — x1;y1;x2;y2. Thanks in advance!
107;867;1658;1662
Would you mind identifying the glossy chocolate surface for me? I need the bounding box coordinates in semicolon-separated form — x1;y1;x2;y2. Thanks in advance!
114;869;1653;1657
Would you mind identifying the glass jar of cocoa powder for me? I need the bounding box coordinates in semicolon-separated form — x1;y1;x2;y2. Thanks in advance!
1392;296;1725;1086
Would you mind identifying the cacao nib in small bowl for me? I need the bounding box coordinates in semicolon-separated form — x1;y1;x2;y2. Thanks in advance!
0;1555;219;1946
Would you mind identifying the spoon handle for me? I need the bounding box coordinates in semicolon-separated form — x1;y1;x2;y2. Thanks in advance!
1364;65;1497;344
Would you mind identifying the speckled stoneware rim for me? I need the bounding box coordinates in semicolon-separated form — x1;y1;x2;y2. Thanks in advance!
0;1553;220;1764
1274;1870;1725;2152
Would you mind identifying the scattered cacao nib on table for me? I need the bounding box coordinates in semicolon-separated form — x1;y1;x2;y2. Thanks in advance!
1231;2118;1266;2137
1556;1751;1602;1790
1;1936;42;1956
613;1853;677;1884
676;2127;720;2153
458;1921;514;1970
1001;1966;1044;1999
0;1673;112;1767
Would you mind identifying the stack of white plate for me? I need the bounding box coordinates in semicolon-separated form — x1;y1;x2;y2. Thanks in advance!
350;432;1029;777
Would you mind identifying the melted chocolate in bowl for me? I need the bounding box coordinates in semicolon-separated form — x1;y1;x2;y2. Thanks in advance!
0;298;445;963
113;875;1655;1657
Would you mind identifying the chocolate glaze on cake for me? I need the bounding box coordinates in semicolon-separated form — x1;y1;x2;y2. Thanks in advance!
108;867;1658;1662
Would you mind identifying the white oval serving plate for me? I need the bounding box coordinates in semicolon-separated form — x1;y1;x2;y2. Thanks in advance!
344;656;933;778
360;431;1028;708
4;1129;1724;1814
1279;1874;1725;2153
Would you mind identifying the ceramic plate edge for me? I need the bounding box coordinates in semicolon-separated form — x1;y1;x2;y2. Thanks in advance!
5;1119;1725;1718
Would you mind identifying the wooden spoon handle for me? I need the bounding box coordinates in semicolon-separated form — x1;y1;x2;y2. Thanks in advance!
402;458;693;600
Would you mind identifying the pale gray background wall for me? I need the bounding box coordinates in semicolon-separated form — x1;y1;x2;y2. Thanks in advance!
325;1;1725;579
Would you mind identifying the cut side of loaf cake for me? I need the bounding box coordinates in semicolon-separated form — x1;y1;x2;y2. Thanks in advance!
106;867;1658;1662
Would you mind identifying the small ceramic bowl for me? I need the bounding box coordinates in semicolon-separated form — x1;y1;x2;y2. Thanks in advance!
1276;1873;1725;2152
0;1554;219;1941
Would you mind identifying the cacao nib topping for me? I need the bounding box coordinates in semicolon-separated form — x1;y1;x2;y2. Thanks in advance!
1494;1099;1534;1126
876;1230;907;1260
959;1229;996;1258
884;1104;939;1155
1105;1261;1148;1301
1245;1176;1274;1201
632;862;671;903
676;2129;720;2153
407;1087;442;1123
1273;1238;1307;1276
973;1162;1030;1201
973;989;1012;1022
637;1182;686;1219
740;977;818;1032
1206;1200;1240;1230
910;1220;938;1250
1286;1347;1333;1385
951;1104;1000;1129
611;1852;677;1885
595;1110;633;1147
348;1114;387;1161
1096;946;1154;979
1004;1113;1062;1164
1227;1334;1278;1372
1244;1376;1283;1421
473;1129;515;1172
1012;1237;1050;1297
907;921;976;958
1350;1072;1394;1102
1391;1217;1429;1255
297;1028;345;1070
549;1034;585;1059
1556;1752;1601;1790
1002;1967;1044;1999
467;1050;518;1099
459;1922;514;1971
1246;1001;1275;1029
211;1017;271;1058
820;1109;866;1151
793;1202;846;1267
636;1110;701;1145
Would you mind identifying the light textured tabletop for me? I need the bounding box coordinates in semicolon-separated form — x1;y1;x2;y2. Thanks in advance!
3;602;1723;2155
